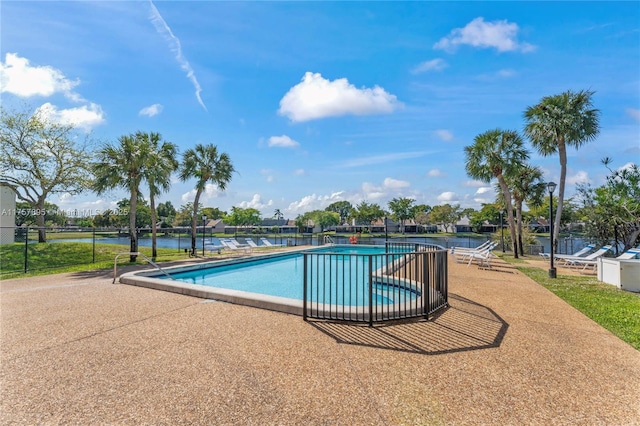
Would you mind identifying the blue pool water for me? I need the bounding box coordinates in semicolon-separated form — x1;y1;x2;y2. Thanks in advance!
165;246;418;305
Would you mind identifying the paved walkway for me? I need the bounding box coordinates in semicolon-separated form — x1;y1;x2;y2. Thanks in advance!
1;254;639;425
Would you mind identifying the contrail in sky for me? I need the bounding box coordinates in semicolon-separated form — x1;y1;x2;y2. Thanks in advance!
148;0;207;111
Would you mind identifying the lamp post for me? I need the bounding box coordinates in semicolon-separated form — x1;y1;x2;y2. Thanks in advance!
202;215;207;257
547;182;557;278
500;210;505;253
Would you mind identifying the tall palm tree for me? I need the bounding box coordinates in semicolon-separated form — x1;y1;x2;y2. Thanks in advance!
506;164;545;256
138;132;178;260
465;129;529;258
93;133;151;262
274;209;283;220
524;89;600;249
179;143;235;256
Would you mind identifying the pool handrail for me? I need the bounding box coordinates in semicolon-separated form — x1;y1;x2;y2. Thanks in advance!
113;252;176;284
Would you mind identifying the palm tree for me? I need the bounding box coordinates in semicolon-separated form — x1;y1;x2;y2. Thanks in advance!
506;164;545;256
179;143;235;256
524;89;600;250
138;132;178;260
93;133;151;262
274;209;283;220
465;129;529;258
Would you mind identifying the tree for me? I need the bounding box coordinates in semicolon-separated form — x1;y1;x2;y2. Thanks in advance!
429;204;462;233
224;207;261;233
465;129;529;258
0;106;92;242
14;201;66;227
273;209;283;220
138;132;178;259
469;203;501;233
113;198;151;229
304;210;340;233
325;201;353;224
351;201;386;230
524;89;600;250
504;164;545;256
93;209;117;228
180;144;235;256
201;207;226;220
173;203;195;227
577;160;640;251
388;197;415;234
93;133;151;262
157;201;177;227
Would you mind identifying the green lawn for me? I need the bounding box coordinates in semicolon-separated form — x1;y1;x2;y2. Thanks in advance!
0;242;191;280
517;266;640;350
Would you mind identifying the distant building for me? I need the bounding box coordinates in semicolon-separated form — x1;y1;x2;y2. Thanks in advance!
0;183;16;244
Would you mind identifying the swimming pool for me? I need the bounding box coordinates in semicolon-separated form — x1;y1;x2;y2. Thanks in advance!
119;243;449;322
164;246;417;305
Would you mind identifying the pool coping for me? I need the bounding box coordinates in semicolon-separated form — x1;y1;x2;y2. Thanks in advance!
119;248;307;315
118;244;447;318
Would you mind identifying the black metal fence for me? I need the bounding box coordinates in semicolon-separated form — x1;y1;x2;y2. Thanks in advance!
303;242;448;326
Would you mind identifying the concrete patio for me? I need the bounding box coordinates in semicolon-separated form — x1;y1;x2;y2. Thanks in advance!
2;255;639;425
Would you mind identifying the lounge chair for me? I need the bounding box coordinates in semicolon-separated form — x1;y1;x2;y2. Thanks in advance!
554;245;612;266
453;242;498;264
226;238;250;248
567;247;640;273
220;239;251;254
453;243;498;266
245;239;259;249
204;244;225;255
540;244;594;260
451;240;492;254
463;247;497;269
259;238;284;247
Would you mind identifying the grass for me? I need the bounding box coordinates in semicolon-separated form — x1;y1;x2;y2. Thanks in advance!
0;242;194;280
517;266;640;350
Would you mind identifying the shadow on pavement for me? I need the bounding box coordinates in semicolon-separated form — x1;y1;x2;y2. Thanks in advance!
308;293;509;355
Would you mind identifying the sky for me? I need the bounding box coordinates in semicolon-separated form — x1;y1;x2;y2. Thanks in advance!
1;1;639;220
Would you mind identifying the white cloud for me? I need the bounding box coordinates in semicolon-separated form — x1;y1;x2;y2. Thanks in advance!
0;53;81;100
278;72;402;122
293;169;306;176
626;108;640;122
238;194;273;210
339;151;430;168
361;182;386;200
268;135;300;148
437;191;458;203
473;196;494;204
463;180;487;188
286;191;346;214
427;169;446;177
180;183;223;203
411;58;448;74
618;162;636;172
148;1;206;111
259;168;275;183
383;177;410;190
566;171;591;185
434;17;536;53
477;68;517;81
435;129;453;141
139;103;163;117
475;187;494;195
36;102;105;132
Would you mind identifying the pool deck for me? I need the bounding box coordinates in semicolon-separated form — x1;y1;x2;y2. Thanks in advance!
2;252;639;425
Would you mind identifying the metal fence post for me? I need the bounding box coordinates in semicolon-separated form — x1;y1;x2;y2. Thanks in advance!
24;226;29;273
368;254;373;327
92;227;96;263
303;253;308;321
